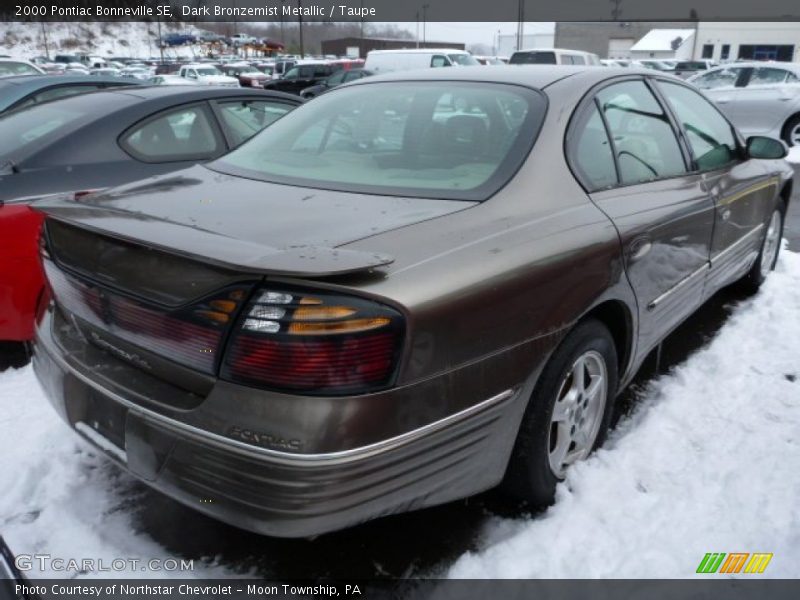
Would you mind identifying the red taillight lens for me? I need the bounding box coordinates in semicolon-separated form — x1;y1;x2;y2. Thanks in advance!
44;261;248;374
221;287;404;395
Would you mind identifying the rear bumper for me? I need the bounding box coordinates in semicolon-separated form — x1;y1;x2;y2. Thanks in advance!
33;309;527;538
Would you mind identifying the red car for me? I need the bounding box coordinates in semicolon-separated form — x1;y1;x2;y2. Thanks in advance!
0;202;45;342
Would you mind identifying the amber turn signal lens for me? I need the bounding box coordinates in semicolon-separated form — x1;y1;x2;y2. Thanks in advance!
288;318;390;335
293;306;356;321
210;300;237;313
195;310;230;324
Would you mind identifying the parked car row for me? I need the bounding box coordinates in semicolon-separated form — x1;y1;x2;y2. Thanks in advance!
17;65;790;539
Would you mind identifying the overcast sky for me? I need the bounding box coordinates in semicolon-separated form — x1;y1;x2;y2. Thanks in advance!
388;22;555;48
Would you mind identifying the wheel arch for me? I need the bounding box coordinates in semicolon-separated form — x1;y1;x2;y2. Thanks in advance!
577;299;635;385
780;111;800;145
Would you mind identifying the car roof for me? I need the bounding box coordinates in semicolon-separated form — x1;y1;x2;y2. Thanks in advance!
368;48;469;55
702;61;800;71
347;65;636;90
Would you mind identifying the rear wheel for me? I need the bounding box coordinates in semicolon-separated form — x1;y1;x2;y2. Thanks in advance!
502;319;618;506
782;114;800;146
739;205;784;292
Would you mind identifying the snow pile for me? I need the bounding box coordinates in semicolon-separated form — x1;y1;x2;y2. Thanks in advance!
787;146;800;165
449;249;800;578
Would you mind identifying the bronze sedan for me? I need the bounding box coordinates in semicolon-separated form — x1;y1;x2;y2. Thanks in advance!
32;66;792;537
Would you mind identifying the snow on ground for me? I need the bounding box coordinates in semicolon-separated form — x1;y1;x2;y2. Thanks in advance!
0;251;798;579
449;248;800;579
0;369;233;578
0;22;200;60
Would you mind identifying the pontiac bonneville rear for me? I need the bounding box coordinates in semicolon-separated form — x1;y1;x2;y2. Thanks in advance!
33;67;791;536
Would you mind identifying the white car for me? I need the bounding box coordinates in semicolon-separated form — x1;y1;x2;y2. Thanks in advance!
148;74;200;86
365;49;478;73
0;59;45;78
178;64;240;87
509;48;601;66
688;62;800;145
229;33;257;47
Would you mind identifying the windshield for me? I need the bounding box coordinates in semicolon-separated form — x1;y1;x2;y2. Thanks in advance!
0;103;90;157
0;62;40;77
197;67;222;76
213;81;546;201
449;54;480;66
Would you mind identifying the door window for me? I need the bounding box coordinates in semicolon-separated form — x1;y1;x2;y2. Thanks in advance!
596;80;686;185
692;67;744;89
216;100;292;147
121;105;220;162
431;55;449;68
571;104;618;191
657;81;738;171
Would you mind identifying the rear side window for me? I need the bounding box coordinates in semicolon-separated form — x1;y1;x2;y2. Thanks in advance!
749;67;798;86
571;104;617;191
121;104;220;162
656;81;738;171
214;81;546;201
216;99;292;147
510;51;556;65
597;81;686;185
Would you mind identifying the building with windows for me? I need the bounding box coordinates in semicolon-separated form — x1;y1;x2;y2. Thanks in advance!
694;23;800;62
556;22;800;62
554;22;690;59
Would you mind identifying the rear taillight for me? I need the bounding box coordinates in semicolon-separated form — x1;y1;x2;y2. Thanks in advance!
221;287;404;395
44;261;250;374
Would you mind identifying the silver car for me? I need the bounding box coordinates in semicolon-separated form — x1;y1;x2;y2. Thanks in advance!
688;62;800;145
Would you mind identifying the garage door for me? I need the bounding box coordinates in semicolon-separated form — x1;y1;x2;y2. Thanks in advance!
608;38;635;59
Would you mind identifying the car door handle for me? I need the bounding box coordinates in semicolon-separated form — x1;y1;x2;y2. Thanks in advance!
716;97;731;104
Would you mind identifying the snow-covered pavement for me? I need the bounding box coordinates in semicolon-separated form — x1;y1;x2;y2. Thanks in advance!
450;248;800;578
1;250;798;579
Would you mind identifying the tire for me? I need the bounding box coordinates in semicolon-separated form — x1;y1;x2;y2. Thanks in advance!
782;114;800;147
502;319;619;507
738;204;784;292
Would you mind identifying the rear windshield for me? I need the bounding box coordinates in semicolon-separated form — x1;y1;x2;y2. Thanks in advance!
0;61;40;77
510;51;556;65
0;103;91;158
213;81;546;201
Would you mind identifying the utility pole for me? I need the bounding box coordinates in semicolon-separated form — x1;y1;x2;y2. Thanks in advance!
157;16;164;62
298;0;304;58
40;20;49;59
516;0;525;51
280;0;285;47
422;3;429;45
415;11;420;48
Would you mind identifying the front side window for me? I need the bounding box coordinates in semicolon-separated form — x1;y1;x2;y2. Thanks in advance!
431;55;449;68
121;105;220;162
692;67;743;89
216;100;292;147
571;104;617;191
213;82;545;201
596;80;686;185
657;81;738;172
448;54;480;66
571;55;586;65
326;71;347;86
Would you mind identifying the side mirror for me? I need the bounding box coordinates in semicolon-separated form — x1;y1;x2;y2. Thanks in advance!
746;136;787;160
